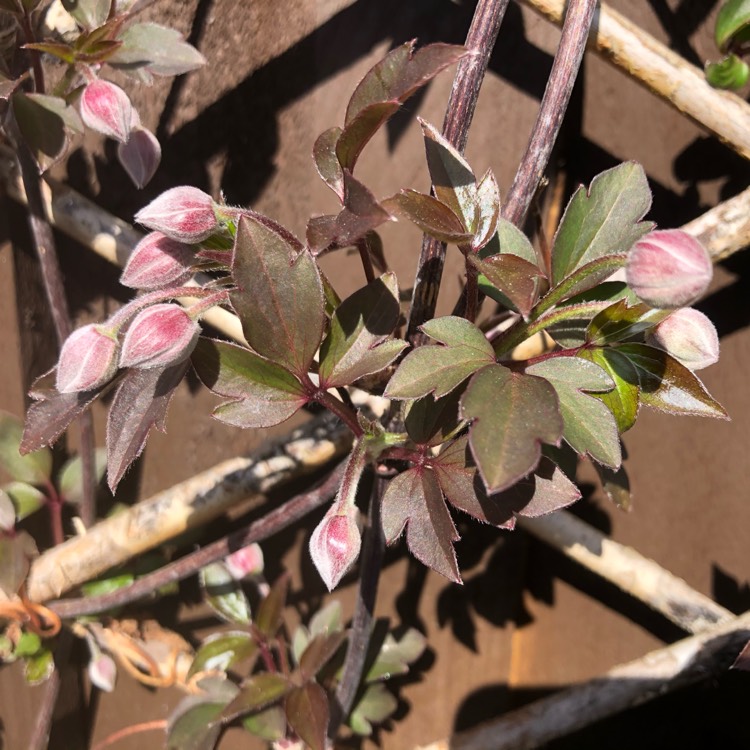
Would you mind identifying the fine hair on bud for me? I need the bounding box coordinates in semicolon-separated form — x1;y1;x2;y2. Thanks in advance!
56;324;119;393
80;79;134;143
134;186;219;244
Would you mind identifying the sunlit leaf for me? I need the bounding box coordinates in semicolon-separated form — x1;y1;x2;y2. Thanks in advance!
551;162;652;285
222;673;292;722
24;647;54;685
385;317;494;400
472;169;501;251
80;573;134;598
285;682;329;750
299;631;347;681
705;53;750;89
381;467;461;583
2;482;46;521
0;411;52;485
57;449;107;506
110;22;206;75
231;215;325;376
480;218;538;265
715;0;750;51
594;461;631;511
461;365;563;492
188;631;258;678
319;272;406;388
199;562;251;625
365;628;426;682
586;298;669;346
349;683;398;735
15;631;42;658
382;190;472;244
0;489;15;531
471;253;545;318
313;126;344;200
61;0;110;28
526;357;620;467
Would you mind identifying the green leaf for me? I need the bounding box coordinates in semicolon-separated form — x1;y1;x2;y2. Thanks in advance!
614;343;729;419
404;388;463;447
313;126;344;200
22;42;77;65
385;316;495;400
319;272;406;388
2;482;46;521
299;631;347;681
191;338;306;429
242;705;287;741
526;357;621;468
382;190;473;243
421;119;478;232
715;0;750;51
381;467;461;582
587;299;669;346
285;682;329;750
461;365;563;492
188;631;258;678
365;628;426;683
578;348;640;433
231;215;325;376
480;218;538;265
15;631;42;658
61;0;110;28
24;647;54;685
199;562;251;625
594;461;632;512
0;412;51;485
551;162;652;285
110;23;206;75
336;101;401;171
80;573;135;598
706;53;750;89
166;699;227;750
309;600;343;637
471;253;546;318
57;448;107;506
222;674;292;723
349;683;398;735
255;572;289;639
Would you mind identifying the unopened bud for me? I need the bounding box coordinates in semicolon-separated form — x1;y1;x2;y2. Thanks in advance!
88;651;117;692
118;127;161;188
120;304;199;369
135;186;218;243
120;232;194;290
225;543;265;580
80;80;133;143
626;230;712;309
647;307;719;371
56;324;119;393
309;507;361;591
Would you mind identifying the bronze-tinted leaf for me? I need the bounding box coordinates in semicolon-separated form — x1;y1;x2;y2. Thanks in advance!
188;631;258;678
313;126;344;200
285;682;329;750
222;673;292;723
298;631;347;681
382;190;472;244
255;572;289;638
471;253;545;319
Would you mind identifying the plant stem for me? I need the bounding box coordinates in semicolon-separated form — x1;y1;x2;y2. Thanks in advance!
310;386;363;437
328;476;386;737
21;11;45;95
503;0;598;227
355;237;376;284
91;720;167;750
405;0;511;344
46;463;345;619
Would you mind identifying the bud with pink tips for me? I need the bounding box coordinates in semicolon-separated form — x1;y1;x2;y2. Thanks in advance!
120;303;199;369
647;307;719;371
309;506;361;591
118;127;161;188
225;543;265;581
135;186;219;244
80;80;134;143
56;324;119;393
120;232;195;290
626;230;713;309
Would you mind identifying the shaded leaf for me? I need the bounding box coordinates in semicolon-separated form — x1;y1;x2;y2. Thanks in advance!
222;673;292;722
313;126;344;200
0;72;28;100
586;298;669;346
242;705;287;741
167;700;226;750
349;683;398;735
3;482;46;521
110;22;206;75
382;190;472;244
471;253;545;318
0;531;37;598
319;272;406;388
0;411;51;484
231;215;325;375
299;631;347;681
594;461;631;511
480;218;538;265
614;343;728;419
461;365;563;492
336;101;400;171
199;562;251;625
385;316;494;400
285;682;329;750
12;91;70;172
715;0;750;51
404;388;463;447
24;647;54;686
551;162;652;285
81;573;134;598
188;631;258;678
578;347;640;433
191;338;306;428
255;572;289;638
526;357;620;468
381;468;461;583
57;448;107;506
106;362;188;492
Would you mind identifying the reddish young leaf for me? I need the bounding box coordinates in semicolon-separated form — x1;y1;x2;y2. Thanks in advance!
106;361;189;491
221;673;292;723
336;101;400;172
298;631;347;681
313;126;344;200
381;467;461;583
285;682;329;750
231;215;325;376
255;573;290;639
471;253;545;319
382;190;473;244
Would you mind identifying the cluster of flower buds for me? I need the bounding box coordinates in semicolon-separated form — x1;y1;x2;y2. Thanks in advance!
79;78;161;188
309;505;362;591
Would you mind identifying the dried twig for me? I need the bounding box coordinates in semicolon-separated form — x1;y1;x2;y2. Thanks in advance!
518;511;733;634
417;610;750;750
519;0;750;161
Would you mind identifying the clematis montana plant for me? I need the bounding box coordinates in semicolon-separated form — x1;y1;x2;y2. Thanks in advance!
21;41;727;596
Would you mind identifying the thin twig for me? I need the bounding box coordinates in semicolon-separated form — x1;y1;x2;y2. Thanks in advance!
520;0;750;161
503;0;597;227
91;720;167;750
518;511;733;634
405;0;511;344
417;610;750;750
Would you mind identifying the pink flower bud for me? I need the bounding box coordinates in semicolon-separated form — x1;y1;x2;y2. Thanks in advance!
120;232;194;290
647;307;719;371
134;186;218;244
120;304;199;369
118;127;161;188
88;651;117;692
56;324;119;393
80;80;133;143
309;508;361;591
626;230;713;309
225;543;265;580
